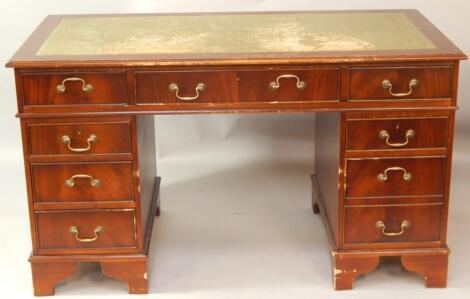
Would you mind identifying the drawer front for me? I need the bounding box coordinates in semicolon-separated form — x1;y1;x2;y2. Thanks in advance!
36;210;136;252
27;121;132;157
21;71;128;106
135;71;237;103
346;157;446;198
31;162;134;203
346;117;449;151
238;69;339;102
344;205;442;245
350;67;452;100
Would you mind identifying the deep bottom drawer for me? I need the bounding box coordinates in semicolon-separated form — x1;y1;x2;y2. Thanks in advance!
344;205;442;247
36;209;137;253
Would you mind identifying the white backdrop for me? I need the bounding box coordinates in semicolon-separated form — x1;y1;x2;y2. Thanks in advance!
0;1;469;298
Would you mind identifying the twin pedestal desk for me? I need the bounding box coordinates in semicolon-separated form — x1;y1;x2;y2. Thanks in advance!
6;10;466;296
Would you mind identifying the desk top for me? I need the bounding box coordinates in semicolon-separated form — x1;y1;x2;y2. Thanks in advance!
7;10;466;68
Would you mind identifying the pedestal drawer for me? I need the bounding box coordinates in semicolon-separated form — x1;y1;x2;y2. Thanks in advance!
238;69;339;102
349;66;452;100
346;117;449;151
346;157;446;198
21;71;128;106
31;162;134;203
35;210;137;254
27;121;132;157
344;205;442;246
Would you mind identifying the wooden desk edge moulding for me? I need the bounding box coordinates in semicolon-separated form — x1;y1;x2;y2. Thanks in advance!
6;9;467;295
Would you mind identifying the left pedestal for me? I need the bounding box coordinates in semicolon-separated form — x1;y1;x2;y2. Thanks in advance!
21;116;159;296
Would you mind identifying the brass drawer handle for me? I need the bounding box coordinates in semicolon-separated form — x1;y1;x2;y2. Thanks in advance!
381;78;418;97
69;226;103;243
65;174;101;188
61;134;97;153
57;77;94;94
269;74;306;91
379;129;415;147
169;83;206;101
376;220;410;237
377;166;413;182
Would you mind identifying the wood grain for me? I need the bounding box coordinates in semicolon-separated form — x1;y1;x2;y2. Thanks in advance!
31;161;134;203
333;254;380;290
35;209;137;254
135;116;158;244
26;118;132;157
30;261;77;296
349;66;453;100
401;253;448;287
346;117;449;151
314;112;342;246
101;260;148;294
135;70;237;103
238;68;339;102
345;157;446;198
21;70;128;106
344;204;442;247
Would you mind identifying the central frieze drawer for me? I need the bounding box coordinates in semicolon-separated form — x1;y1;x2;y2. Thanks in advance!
35;210;137;254
27;121;132;157
238;69;339;102
346;157;446;198
346;117;449;151
135;71;237;103
349;66;452;100
31;162;134;203
134;69;340;104
21;71;128;106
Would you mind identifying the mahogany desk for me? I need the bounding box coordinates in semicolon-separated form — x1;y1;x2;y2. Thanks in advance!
6;10;467;295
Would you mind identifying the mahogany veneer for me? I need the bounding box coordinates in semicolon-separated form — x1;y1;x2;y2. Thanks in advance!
343;204;443;246
36;209;137;253
31;162;134;203
346;117;449;151
237;68;340;102
135;70;238;103
26;119;132;157
21;70;128;106
6;9;466;295
345;157;446;197
349;66;453;100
